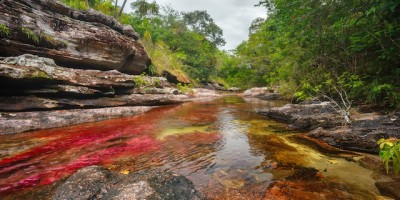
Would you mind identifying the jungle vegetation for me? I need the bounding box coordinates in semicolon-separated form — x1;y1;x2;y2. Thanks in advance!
61;0;400;107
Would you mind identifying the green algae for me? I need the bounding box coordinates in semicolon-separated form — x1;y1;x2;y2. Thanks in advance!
156;125;214;140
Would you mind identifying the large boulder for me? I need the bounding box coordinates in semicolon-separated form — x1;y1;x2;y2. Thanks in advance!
52;166;204;200
0;0;150;74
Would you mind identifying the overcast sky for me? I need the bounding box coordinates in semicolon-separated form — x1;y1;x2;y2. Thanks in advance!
124;0;267;50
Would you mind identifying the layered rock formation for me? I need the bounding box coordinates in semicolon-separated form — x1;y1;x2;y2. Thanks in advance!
0;54;186;134
0;0;150;74
0;1;194;134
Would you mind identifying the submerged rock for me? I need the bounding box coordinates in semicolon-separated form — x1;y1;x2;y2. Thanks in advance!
376;180;400;200
263;180;377;200
0;0;150;74
53;166;204;200
0;106;153;135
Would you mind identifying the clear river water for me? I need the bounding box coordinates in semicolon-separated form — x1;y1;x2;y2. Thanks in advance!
0;96;380;199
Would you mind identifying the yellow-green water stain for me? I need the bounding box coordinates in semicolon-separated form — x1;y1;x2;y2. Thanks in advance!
156;125;214;140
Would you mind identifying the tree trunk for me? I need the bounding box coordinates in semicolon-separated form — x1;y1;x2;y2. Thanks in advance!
118;0;128;17
114;0;118;17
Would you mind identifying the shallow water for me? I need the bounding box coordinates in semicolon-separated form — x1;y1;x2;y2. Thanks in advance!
0;96;380;199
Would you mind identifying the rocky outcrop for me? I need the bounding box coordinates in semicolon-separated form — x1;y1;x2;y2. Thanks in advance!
258;102;400;153
0;54;188;134
307;113;400;153
0;54;169;94
257;102;343;130
0;94;187;111
0;0;150;74
53;166;204;200
243;87;282;100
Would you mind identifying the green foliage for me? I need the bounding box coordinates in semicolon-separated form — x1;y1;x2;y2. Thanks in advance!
176;83;194;94
378;138;400;175
61;0;88;10
131;0;160;19
32;70;50;79
182;10;226;47
222;0;400;107
61;0;115;15
21;28;40;44
133;73;162;89
140;31;191;83
367;81;396;105
153;78;161;88
0;24;11;37
59;0;225;83
133;74;147;88
146;64;156;76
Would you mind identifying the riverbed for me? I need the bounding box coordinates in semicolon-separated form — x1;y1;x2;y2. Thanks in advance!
0;96;380;199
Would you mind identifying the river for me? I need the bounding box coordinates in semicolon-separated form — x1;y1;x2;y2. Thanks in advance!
0;96;380;199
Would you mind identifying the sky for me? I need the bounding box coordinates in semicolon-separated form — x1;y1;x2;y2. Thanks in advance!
123;0;267;50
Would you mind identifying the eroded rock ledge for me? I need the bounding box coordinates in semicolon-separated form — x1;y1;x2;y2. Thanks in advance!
0;0;150;74
0;106;152;135
257;102;400;153
0;54;188;134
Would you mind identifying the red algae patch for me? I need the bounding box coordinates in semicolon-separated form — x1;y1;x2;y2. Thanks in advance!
0;106;176;195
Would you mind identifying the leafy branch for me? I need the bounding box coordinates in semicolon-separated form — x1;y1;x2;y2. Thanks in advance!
378;138;400;175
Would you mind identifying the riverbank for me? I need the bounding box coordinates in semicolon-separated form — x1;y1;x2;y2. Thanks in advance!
252;95;400;199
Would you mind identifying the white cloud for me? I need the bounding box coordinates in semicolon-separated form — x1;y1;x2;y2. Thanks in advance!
122;0;267;50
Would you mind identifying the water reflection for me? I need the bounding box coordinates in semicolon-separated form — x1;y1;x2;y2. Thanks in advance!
0;96;379;199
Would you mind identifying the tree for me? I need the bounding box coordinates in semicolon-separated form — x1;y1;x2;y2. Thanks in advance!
113;0;118;17
249;17;265;36
182;10;226;47
131;0;159;19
